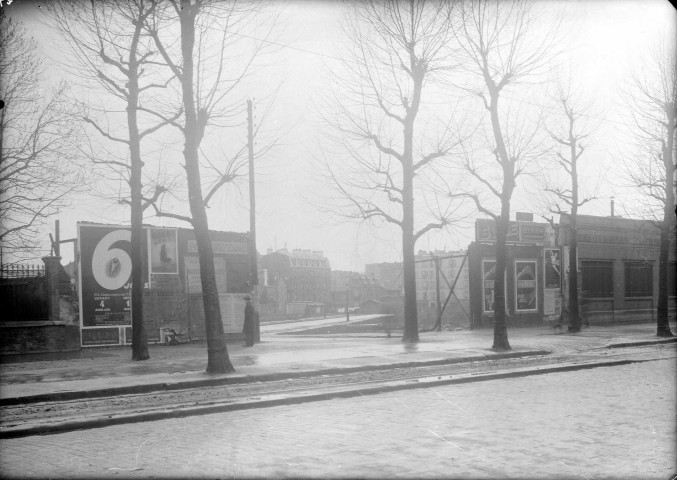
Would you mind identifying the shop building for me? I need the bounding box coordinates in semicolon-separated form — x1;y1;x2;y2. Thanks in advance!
468;217;560;329
559;214;676;325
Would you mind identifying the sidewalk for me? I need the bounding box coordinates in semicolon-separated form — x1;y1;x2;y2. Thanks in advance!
1;317;675;404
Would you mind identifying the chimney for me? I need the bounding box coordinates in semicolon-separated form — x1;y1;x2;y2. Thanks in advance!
610;197;615;217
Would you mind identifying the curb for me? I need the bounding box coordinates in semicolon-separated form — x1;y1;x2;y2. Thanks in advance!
605;337;677;349
0;350;550;407
0;356;664;439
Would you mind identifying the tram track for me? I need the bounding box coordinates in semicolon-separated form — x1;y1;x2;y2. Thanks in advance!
1;343;674;438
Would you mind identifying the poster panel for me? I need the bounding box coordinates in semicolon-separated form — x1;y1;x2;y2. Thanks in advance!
544;248;562;289
218;293;248;333
79;224;133;330
515;260;537;312
184;256;227;293
482;260;497;313
149;228;178;274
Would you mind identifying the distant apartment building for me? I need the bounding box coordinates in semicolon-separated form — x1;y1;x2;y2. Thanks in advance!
365;262;403;292
260;248;331;317
330;271;388;309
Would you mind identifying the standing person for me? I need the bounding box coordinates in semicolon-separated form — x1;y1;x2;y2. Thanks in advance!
243;295;254;347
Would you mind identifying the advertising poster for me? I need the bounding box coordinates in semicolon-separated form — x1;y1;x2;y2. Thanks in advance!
184;256;227;294
218;293;247;333
79;224;133;330
149;228;178;274
515;261;537;311
482;260;497;313
544;248;562;289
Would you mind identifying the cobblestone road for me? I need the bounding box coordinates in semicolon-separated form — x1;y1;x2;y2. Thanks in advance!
1;358;674;479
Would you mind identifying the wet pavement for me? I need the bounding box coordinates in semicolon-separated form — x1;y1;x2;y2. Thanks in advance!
1;316;675;403
1;358;674;479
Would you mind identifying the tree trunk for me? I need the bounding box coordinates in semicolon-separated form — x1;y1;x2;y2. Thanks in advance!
488;95;511;351
656;112;675;337
568;144;582;333
179;0;234;373
127;25;149;361
401;91;419;343
492;203;511;350
656;221;672;336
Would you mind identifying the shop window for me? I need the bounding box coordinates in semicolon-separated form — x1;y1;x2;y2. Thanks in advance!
515;260;537;312
625;261;653;298
482;260;506;314
581;261;613;297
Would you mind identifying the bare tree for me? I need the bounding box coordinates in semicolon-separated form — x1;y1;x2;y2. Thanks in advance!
0;10;83;262
145;0;276;372
542;78;598;333
452;0;559;350
622;29;676;338
48;0;181;361
321;0;464;343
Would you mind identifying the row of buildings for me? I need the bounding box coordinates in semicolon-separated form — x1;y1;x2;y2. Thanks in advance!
2;210;674;352
258;247;470;329
258;211;675;330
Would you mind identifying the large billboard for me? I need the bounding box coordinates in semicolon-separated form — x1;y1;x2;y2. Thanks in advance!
78;224;144;346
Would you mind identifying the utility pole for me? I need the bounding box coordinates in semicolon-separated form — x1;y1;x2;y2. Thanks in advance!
247;99;260;342
346;283;350;322
435;255;441;331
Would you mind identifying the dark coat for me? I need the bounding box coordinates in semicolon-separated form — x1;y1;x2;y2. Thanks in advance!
243;302;254;334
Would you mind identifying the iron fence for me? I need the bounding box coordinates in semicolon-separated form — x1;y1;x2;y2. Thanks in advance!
0;264;48;322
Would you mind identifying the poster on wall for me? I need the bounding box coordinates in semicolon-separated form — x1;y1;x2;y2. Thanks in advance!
482;261;497;313
515;261;537;311
184;256;227;294
148;228;178;275
78;224;137;346
218;293;248;333
544;248;561;289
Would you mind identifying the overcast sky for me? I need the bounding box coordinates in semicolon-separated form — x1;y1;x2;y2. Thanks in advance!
5;0;675;270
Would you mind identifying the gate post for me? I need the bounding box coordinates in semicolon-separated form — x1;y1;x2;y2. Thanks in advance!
42;256;62;322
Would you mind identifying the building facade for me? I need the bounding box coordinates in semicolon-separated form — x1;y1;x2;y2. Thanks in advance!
330;271;388;310
365;262;403;292
468;218;560;329
559;213;676;325
260;248;331;316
